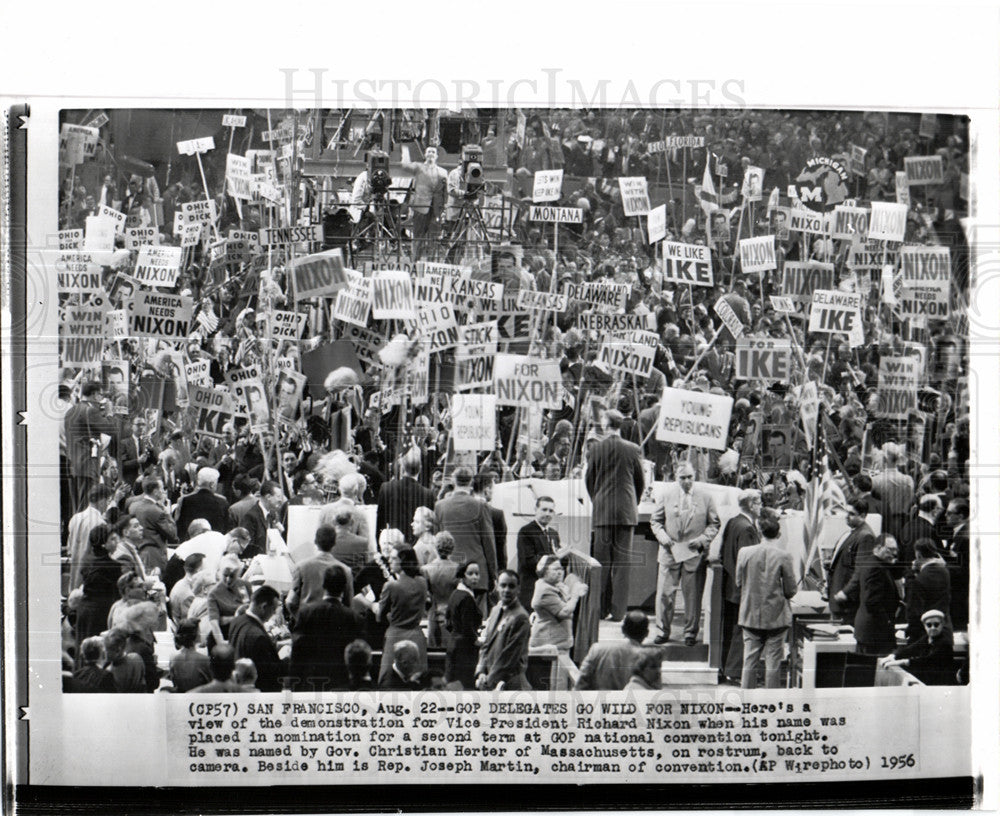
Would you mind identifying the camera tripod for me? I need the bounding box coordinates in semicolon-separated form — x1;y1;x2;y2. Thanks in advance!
443;196;492;263
349;195;404;266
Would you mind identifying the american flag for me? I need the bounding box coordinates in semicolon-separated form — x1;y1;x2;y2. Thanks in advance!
695;159;719;215
799;458;848;589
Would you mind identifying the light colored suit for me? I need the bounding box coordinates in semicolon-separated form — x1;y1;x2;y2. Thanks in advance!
735;541;797;689
649;484;720;640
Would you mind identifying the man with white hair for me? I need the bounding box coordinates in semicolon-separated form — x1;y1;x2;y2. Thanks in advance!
174;467;230;535
319;472;370;542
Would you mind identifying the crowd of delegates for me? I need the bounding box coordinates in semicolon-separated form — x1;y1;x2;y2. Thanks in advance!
59;107;970;692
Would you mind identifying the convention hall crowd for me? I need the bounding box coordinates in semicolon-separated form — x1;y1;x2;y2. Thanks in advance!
55;107;971;694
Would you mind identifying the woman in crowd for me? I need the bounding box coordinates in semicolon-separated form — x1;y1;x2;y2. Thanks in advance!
169;620;211;692
74;525;123;658
121;600;162;692
65;636;116;693
206;554;251;649
410;506;439;565
355;528;404;649
184;570;217;645
421;531;460;650
528;555;588;654
444;561;482;689
377;547;429;685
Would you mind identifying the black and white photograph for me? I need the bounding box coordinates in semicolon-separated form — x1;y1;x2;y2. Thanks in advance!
2;3;998;813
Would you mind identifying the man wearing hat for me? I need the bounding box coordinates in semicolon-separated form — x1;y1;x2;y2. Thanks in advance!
882;609;955;686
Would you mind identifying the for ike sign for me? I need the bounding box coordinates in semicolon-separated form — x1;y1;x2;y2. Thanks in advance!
735;337;792;382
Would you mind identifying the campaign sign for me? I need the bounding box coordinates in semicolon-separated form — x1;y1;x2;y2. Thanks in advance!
414;261;470;278
455;352;496;392
849;240;899;274
372;269;416;319
47;249;114;294
899;288;949;320
61;302;106;364
341;324;386;366
177;137;215;155
185;360;212;387
895;171;910;205
179;200;218;226
528;205;584;224
788;208;829;236
260;224;324;246
714;298;745;339
647;205;667;244
99;205;127;235
268;310;308;340
735;337;792;382
405;304;459;352
133;245;183;287
900;246;951;308
516;290;568;312
618;177;651;216
225;365;270;433
792;157;850;212
597;333;657;378
662;241;713;286
333;279;373;327
781;262;835;306
878;356;919;419
769;295;796;314
738;235;777;273
904;156;945;186
562;281;630;312
808;289;862;334
868;202;908;242
125;226;158;250
532;169;564;203
222;114;247;128
226;154;252;200
288;248;350;300
105;309;129;340
451;394;497;452
493;355;562;409
129;291;194;340
58;229;83;249
578;312;652;334
456;320;498;360
656;387;733;451
832;205;870;240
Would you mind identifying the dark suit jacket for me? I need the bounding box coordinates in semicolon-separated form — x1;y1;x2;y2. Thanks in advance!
487;504;508;570
129;495;179;553
476;601;531;690
904;560;951;642
853;557;898;652
331;530;371;578
585;433;644;527
377;476;436;542
899;515;943;565
229;613;283;692
827;522;874;618
289;597;363;691
175;488;231;535
65;401;118;479
516;520;557;608
241;504;270;560
720;513;759;604
947;525;969;628
435;491;497;588
288;551;354;615
117;434;158;486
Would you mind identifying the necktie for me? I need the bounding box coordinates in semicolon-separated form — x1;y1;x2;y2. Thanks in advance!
682;493;693;525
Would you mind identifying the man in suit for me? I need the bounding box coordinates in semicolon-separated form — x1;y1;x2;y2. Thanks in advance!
904;539;951;643
174;467;230;535
289;567;363;691
829;496;877;621
474;470;508;572
475;571;531;690
870;443;914;542
229;585;284;692
943;499;969;629
190;645;246;693
899;494;944;567
228;476;260;528
716;490;762;676
286;524;355;619
584;409;645;622
376;453;436;542
240;480;286;560
378;640;428;691
435;467;497;610
65;382;119;513
118;415;158;489
575;611;650;690
516;496;559;609
735;516;798;689
650;461;721;646
330;510;371;578
319;473;370;542
129;476;179;575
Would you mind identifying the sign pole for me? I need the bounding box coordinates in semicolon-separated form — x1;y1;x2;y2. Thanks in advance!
681;147;687;226
194;152;220;241
682;324;724;382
